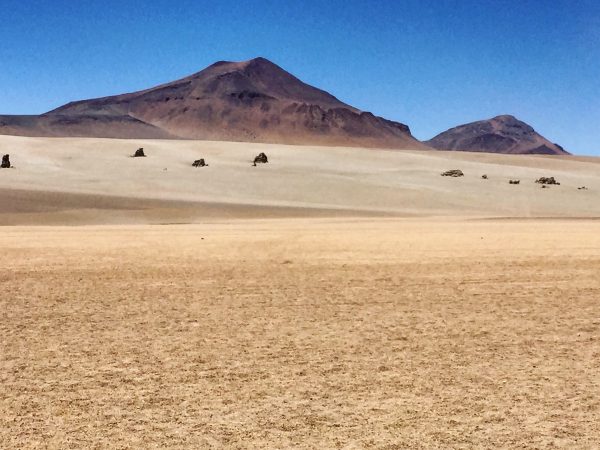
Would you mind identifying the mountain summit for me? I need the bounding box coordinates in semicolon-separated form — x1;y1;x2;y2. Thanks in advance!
1;57;425;149
425;115;569;155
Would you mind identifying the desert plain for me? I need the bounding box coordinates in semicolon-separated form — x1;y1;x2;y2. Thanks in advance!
1;135;600;448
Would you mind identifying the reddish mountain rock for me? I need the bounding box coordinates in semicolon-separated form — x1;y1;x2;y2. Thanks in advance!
0;57;425;149
425;115;569;155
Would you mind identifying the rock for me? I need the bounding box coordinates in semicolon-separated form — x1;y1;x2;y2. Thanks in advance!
1;154;10;168
441;169;464;177
535;176;560;185
481;174;488;179
578;186;588;190
253;152;268;166
509;180;520;185
192;159;207;167
132;148;146;157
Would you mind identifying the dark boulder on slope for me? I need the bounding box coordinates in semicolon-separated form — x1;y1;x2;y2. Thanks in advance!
253;152;268;165
441;169;464;177
535;176;560;185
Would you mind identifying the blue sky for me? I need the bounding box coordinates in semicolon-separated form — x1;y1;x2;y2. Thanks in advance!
1;0;599;155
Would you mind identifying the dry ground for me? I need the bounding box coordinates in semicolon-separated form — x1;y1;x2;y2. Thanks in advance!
1;135;600;225
1;219;599;448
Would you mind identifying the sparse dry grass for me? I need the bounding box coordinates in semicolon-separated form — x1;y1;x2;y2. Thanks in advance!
1;219;599;448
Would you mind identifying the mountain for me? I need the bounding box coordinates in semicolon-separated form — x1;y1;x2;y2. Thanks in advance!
0;114;172;139
425;115;569;155
0;57;425;149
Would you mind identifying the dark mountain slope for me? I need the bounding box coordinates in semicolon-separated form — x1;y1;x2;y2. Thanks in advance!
426;115;569;155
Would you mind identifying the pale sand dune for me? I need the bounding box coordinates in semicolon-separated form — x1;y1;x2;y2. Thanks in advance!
2;220;599;447
1;135;599;224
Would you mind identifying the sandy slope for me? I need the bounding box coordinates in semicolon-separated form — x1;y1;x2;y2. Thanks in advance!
2;219;599;448
0;135;599;224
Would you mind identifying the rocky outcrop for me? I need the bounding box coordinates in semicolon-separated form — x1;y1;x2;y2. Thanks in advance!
535;177;560;185
253;152;268;165
441;169;464;177
192;159;207;167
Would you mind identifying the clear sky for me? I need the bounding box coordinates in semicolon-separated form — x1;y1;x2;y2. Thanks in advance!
1;0;599;155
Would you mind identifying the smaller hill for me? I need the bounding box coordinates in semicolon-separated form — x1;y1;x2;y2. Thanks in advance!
425;115;569;155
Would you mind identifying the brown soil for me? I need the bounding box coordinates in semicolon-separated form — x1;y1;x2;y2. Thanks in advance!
1;219;599;448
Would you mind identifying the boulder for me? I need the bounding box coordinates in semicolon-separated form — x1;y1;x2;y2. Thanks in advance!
441;169;464;177
192;159;207;167
578;186;588;190
132;148;146;157
509;180;520;185
253;152;268;165
535;177;560;185
1;154;10;168
481;174;488;179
